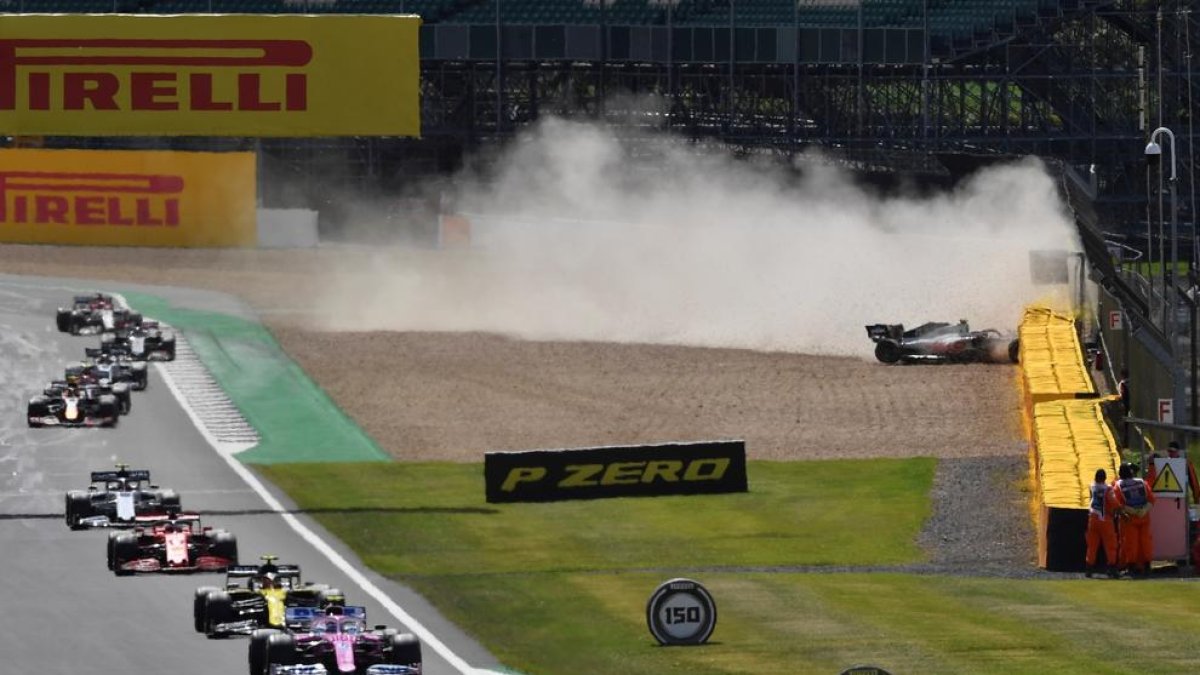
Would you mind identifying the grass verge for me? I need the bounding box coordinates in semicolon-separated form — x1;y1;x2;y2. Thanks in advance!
119;291;388;463
261;458;1200;674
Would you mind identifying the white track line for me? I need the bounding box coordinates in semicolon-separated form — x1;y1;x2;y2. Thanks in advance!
154;365;493;675
89;286;497;675
2;278;497;674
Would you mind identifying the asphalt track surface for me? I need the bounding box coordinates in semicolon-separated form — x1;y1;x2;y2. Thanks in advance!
0;277;500;675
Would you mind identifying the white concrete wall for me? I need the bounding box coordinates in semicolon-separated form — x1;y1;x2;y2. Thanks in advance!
257;208;319;248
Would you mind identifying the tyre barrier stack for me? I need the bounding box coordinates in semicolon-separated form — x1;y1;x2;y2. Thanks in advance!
1019;306;1121;572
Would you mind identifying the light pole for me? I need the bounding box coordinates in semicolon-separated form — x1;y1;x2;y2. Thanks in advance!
1146;126;1178;354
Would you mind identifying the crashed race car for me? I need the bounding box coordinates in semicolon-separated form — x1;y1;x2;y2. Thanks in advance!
194;554;346;638
75;348;149;391
100;321;176;361
27;383;120;427
64;465;181;530
55;293;142;335
248;606;422;675
866;320;1020;365
107;512;237;576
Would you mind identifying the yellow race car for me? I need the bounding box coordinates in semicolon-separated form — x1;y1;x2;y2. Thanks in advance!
193;555;345;638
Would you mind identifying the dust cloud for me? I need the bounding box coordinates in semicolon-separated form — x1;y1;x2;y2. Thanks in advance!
314;118;1081;357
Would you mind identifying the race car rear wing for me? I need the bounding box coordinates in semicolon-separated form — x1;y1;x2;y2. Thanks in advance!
865;324;904;341
134;512;199;524
227;564;302;579
285;605;367;626
91;469;151;482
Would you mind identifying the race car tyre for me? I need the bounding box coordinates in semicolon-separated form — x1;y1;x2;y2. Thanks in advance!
1008;339;1021;364
248;629;279;675
65;491;91;530
111;532;138;576
161;336;176;360
264;632;297;673
106;531;120;570
27;396;49;427
194;586;219;633
55;310;71;333
211;531;238;565
874;341;901;364
205;591;234;638
98;394;120;427
317;588;345;607
159;489;181;510
132;363;149;391
114;388;132;415
389;633;422;667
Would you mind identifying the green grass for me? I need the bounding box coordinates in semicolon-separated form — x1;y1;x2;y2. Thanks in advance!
119;291;388;463
261;458;1200;674
259;459;934;576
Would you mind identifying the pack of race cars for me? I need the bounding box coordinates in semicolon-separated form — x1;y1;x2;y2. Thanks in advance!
43;294;424;675
28;293;174;428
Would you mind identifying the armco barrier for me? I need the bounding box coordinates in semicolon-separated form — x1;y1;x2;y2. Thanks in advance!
1018;306;1095;411
1031;399;1121;571
1018;305;1110;571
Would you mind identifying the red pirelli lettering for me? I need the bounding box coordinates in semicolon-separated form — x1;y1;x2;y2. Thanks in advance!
0;39;312;112
0;171;184;227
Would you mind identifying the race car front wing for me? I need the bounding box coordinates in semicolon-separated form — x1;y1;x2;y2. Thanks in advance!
270;666;418;675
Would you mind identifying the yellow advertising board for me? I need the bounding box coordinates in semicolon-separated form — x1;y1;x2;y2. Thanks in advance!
0;148;256;247
0;14;420;137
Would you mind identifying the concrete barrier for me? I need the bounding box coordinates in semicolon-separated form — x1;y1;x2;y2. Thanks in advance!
257;208;319;248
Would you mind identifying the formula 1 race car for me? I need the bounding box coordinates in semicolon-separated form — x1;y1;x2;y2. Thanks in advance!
55;293;142;335
100;321;176;361
248;606;422;675
45;376;132;415
194;555;346;638
106;513;237;576
866;320;1020;365
64;465;181;530
76;348;149;391
27;384;120;427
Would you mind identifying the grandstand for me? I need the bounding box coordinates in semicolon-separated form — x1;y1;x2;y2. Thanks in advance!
0;0;1195;241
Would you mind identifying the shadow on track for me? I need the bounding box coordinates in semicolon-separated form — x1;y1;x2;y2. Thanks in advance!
0;505;499;521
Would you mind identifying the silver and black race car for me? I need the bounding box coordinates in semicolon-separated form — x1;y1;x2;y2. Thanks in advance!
27;384;120;427
866;320;1020;364
100;321;176;361
55;293;142;335
64;465;181;530
75;348;150;391
193;555;346;638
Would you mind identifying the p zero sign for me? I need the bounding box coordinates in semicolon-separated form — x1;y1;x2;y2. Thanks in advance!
0;14;420;137
0;148;255;247
484;440;748;503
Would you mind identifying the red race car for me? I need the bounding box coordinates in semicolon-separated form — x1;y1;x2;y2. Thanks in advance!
106;512;238;576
